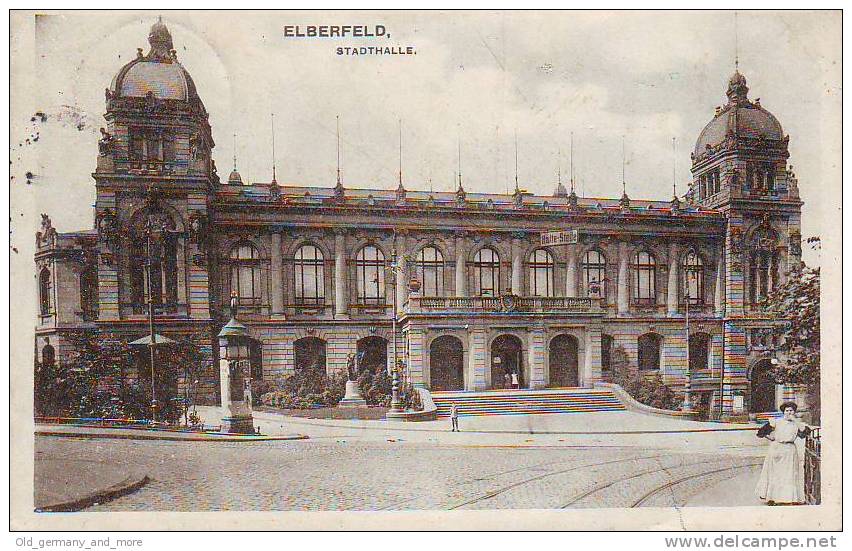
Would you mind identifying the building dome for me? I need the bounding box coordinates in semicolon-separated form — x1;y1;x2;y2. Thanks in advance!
109;18;200;103
694;71;784;156
228;169;243;185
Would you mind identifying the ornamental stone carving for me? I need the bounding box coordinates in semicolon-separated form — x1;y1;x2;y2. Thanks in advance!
36;214;57;248
96;209;118;245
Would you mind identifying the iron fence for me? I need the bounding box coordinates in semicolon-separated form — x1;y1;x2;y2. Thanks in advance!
804;426;821;505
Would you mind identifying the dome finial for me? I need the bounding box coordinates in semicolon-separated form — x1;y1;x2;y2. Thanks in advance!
726;69;749;105
147;17;174;62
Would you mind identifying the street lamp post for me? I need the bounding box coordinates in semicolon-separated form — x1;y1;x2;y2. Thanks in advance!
682;288;693;411
144;219;159;424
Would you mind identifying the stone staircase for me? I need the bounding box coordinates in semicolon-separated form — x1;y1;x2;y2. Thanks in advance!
430;388;626;418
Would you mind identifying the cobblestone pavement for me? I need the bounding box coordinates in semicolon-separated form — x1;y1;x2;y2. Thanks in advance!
36;436;764;512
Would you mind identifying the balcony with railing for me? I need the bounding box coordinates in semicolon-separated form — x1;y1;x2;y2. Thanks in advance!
405;295;603;315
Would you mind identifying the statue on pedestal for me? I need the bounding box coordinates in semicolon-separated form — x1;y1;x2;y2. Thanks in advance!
339;351;366;408
346;353;357;381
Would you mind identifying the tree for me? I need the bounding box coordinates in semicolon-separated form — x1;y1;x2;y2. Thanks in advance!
34;331;208;424
764;263;820;422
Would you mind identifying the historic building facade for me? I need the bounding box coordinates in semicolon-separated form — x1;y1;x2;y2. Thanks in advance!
34;21;805;418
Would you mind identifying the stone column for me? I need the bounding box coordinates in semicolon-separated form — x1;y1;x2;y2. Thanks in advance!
468;327;488;390
270;232;284;315
617;241;630;316
96;194;120;320
667;243;680;317
455;235;467;296
527;327;547;389
714;252;725;317
511;237;523;295
583;324;602;387
566;245;579;297
407;327;426;387
396;233;408;314
334;230;348;318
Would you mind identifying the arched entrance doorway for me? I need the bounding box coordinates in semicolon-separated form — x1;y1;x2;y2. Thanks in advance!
430;335;464;391
356;336;388;375
750;359;777;413
41;344;55;368
491;334;523;389
549;334;579;387
294;337;327;374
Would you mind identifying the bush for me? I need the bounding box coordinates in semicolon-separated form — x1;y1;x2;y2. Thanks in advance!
251;379;281;406
617;371;682;411
611;344;682;411
358;367;392;407
259;367;349;410
260;391;293;409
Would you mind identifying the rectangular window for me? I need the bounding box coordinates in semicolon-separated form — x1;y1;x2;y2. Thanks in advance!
294;245;325;306
356;246;386;305
130;133;145;161
632;252;657;304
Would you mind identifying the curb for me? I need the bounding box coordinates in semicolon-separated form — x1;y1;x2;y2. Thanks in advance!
36;429;309;443
35;474;150;513
265;415;758;435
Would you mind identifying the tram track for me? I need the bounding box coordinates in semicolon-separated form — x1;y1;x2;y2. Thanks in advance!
558;458;760;509
630;462;761;508
445;453;670;510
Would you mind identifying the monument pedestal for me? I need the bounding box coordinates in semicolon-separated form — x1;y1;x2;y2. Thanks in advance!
221;415;256;434
338;380;367;407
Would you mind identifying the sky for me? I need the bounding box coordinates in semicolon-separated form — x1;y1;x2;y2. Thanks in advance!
10;10;841;268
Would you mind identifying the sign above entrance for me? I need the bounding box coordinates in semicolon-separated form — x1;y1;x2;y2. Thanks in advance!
541;229;579;246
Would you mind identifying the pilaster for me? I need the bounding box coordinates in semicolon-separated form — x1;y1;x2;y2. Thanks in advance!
527;326;547;389
617;241;630;316
467;327;488;391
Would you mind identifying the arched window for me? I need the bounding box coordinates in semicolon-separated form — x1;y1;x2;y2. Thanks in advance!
582;250;607;298
415;246;445;297
473;247;500;297
527;248;554;297
41;344;55;368
748;228;779;305
128;236;178;308
749;251;779;304
230;243;262;305
38;268;51;316
294;244;325;305
632;251;657;304
682;250;704;305
356;245;385;305
129;240;145;310
127;208;179;312
638;333;662;371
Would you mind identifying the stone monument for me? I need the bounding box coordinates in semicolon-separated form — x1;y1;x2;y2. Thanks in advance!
338;352;367;408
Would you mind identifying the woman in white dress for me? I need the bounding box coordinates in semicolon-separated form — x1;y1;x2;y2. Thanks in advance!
755;401;811;505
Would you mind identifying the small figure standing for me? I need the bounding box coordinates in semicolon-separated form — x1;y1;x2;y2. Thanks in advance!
755;401;811;505
450;402;459;432
511;371;519;389
346;353;357;381
503;371;511;389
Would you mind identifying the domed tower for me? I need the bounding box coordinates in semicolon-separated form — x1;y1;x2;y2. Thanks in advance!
690;70;804;419
93;18;215;323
